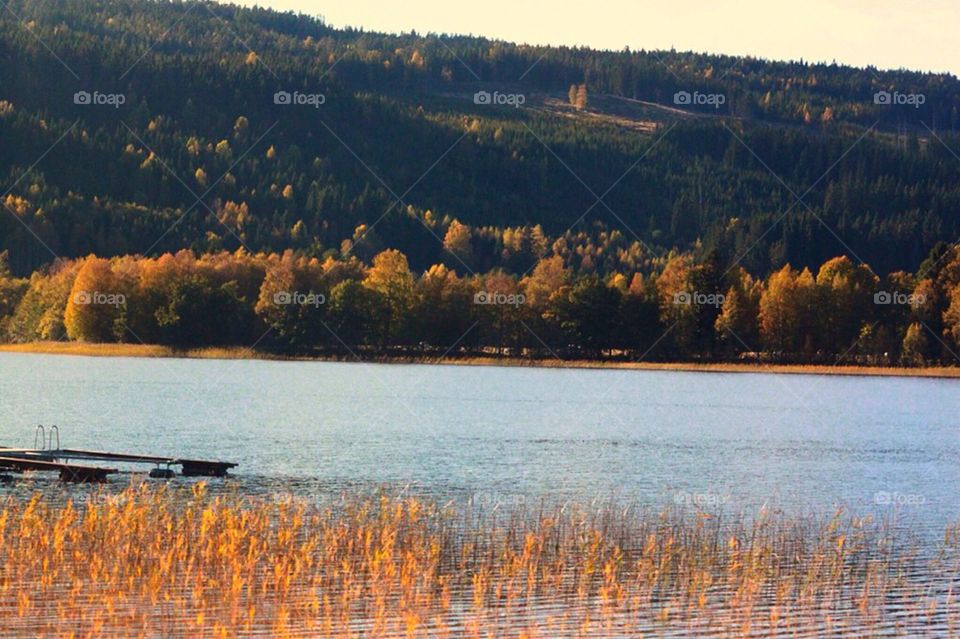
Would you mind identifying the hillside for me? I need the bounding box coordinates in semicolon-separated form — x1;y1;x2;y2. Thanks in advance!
0;0;959;279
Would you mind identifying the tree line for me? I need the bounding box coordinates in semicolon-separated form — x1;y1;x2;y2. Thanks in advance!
2;245;960;366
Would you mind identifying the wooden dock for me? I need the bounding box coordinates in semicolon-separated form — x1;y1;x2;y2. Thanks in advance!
0;428;238;482
0;456;117;483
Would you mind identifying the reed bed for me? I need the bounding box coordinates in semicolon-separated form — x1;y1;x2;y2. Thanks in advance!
5;342;960;378
0;483;957;637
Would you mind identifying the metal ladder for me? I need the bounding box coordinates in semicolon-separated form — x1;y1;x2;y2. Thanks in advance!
34;424;60;459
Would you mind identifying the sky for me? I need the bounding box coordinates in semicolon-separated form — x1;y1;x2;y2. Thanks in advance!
232;0;959;75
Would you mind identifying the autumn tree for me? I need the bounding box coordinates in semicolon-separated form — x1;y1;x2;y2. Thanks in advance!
475;270;523;355
715;269;761;354
64;256;124;342
655;254;698;357
255;252;326;352
123;251;253;348
901;323;929;366
758;265;819;356
815;256;878;354
442;220;474;271
363;249;415;347
941;282;960;350
320;256;366;289
519;255;571;352
411;264;475;350
569;84;588;110
521;255;569;309
131;252;187;343
5;261;80;342
0;251;28;338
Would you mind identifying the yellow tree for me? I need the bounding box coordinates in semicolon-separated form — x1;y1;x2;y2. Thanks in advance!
575;84;588;110
135;251;194;343
321;255;367;289
254;252;325;351
815;256;878;353
4;260;80;341
759;265;818;354
942;282;960;348
442;220;473;270
364;249;415;347
901;322;928;366
479;270;521;355
254;253;297;326
414;264;473;349
520;255;570;310
0;252;27;335
569;84;588;110
655;254;697;354
715;270;761;351
64;256;123;342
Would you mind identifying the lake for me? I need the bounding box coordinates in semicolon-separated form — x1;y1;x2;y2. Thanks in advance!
1;352;957;527
3;352;960;637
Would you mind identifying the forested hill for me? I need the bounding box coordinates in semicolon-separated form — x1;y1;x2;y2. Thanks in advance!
1;0;959;278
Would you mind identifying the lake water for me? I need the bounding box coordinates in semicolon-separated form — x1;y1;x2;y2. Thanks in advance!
2;352;960;637
1;352;957;528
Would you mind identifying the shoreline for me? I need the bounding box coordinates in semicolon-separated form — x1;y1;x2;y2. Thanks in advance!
1;341;958;378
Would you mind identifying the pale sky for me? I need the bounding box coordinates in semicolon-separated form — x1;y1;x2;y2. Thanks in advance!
232;0;959;75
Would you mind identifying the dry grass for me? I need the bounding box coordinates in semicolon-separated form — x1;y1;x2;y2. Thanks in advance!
0;341;176;358
0;342;275;361
2;341;959;378
405;357;960;378
0;484;957;637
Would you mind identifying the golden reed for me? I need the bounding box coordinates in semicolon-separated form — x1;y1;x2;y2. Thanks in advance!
0;482;956;637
